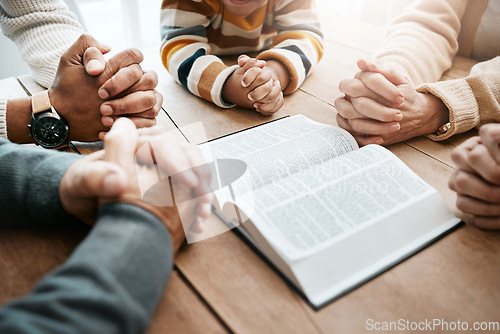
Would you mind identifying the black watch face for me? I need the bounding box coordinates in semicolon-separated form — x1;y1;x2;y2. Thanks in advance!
32;116;68;148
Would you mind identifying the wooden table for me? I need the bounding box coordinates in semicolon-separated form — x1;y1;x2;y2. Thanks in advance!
1;12;499;334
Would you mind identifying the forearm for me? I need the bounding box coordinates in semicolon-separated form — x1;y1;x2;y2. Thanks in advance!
0;0;84;88
0;139;81;226
375;0;466;86
421;57;500;140
0;203;173;334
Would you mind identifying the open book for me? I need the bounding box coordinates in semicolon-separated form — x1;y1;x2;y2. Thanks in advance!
199;115;461;309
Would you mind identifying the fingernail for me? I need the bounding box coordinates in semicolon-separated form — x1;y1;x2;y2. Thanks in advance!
389;122;400;132
242;81;249;88
395;95;404;105
393;112;403;122
102;116;114;127
87;59;102;72
98;88;109;100
248;94;254;102
101;104;113;115
374;138;384;145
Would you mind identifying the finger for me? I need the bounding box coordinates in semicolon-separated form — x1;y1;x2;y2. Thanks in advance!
467;144;500;185
450;136;482;172
248;78;274;102
335;97;366;120
336;113;383;145
450;169;500;203
119;70;159;97
350;97;403;122
239;57;266;74
99;48;144;98
150;138;200;188
62;34;111;65
103;118;139;172
339;78;393;106
255;91;283;116
355;71;404;105
347;117;400;136
353;134;384;146
238;54;251;67
456;195;500;216
358;58;408;86
101;90;158;117
256;80;282;104
479;124;500;164
83;47;106;76
98;64;143;99
473;216;500;230
74;160;128;198
245;68;273;90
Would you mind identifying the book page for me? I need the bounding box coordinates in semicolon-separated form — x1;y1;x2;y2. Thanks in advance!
235;144;437;261
200;115;358;198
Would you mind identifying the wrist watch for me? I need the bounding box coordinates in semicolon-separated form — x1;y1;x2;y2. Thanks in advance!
28;91;69;149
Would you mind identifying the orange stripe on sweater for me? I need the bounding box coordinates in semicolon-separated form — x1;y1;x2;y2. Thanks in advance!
161;39;200;71
198;62;227;102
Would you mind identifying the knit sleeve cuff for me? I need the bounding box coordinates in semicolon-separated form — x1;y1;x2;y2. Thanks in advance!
258;49;302;95
417;79;479;141
27;152;82;224
0;99;7;139
212;64;238;108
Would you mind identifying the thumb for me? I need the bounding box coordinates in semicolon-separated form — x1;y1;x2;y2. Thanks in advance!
84;47;106;76
358;58;408;86
77;161;128;198
104;117;139;173
63;33;111;66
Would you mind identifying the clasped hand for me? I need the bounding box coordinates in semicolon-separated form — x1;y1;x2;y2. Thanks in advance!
222;55;284;115
60;118;214;253
335;58;449;146
49;34;162;142
449;124;500;230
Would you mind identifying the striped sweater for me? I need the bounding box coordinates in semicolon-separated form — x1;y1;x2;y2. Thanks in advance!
160;0;324;108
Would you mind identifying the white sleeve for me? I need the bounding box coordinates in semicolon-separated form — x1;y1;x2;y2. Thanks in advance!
0;0;84;88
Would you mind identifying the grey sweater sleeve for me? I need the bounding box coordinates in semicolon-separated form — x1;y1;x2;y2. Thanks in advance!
0;203;173;334
0;138;82;226
0;138;174;333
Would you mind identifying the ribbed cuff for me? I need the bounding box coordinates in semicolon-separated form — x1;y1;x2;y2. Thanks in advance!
418;79;479;141
213;64;239;108
258;50;298;95
0;99;7;139
27;152;82;224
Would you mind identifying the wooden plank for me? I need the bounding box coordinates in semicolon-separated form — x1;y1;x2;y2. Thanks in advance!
0;228;224;332
175;220;321;334
146;271;228;334
299;40;371;106
0;228;87;304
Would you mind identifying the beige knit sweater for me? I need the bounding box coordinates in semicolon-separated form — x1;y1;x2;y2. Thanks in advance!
376;0;500;141
0;0;83;139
